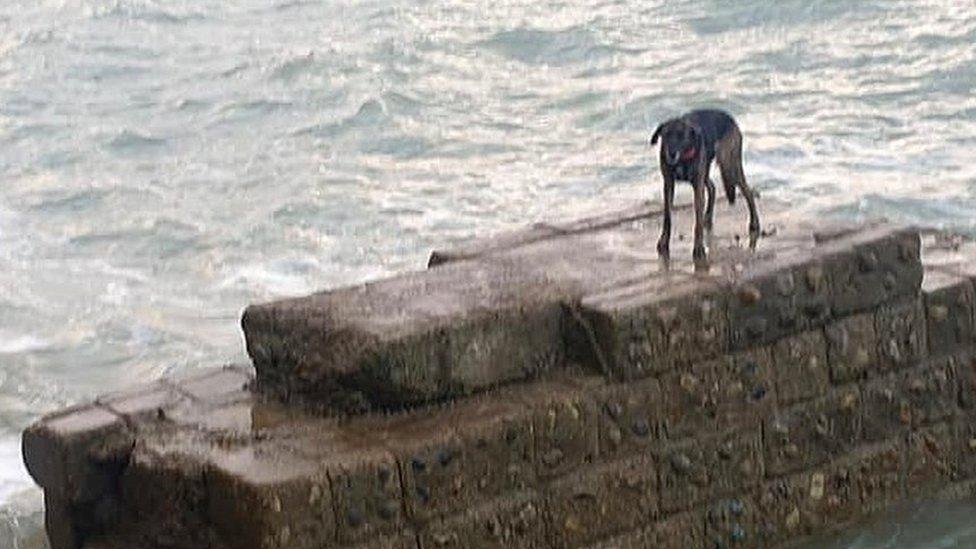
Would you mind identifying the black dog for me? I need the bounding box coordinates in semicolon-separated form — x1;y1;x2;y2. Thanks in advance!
650;109;760;262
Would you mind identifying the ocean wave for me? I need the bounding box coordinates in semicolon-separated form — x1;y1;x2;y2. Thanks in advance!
215;99;294;123
291;98;388;138
478;26;616;66
216;260;319;297
268;51;319;82
105;129;167;152
86;1;206;24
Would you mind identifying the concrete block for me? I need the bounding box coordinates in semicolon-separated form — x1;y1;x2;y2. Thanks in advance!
526;381;599;480
861;359;957;442
661;348;775;439
22;404;134;549
427;223;560;267
923;269;975;356
757;440;904;539
448;394;536;499
874;298;927;371
764;388;861;477
96;382;188;425
906;423;959;496
22;405;130;497
585;509;707;549
819;226;922;317
328;449;405;545
43;491;78;549
594;377;664;460
771;330;830;406
657;428;763;513
242;260;572;412
954;351;976;413
547;201;662;235
727;253;830;350
207;453;331;549
704;496;764;548
825;313;879;383
120;441;214;549
544;455;658;547
387;418;466;524
172;366;252;404
579;275;726;380
417;492;546;549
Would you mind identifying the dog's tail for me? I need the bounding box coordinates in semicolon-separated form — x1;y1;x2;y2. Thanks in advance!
716;125;745;205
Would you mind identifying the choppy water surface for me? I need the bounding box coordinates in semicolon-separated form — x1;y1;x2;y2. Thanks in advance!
1;0;974;546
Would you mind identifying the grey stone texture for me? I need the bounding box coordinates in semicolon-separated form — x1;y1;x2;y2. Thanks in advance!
21;200;976;549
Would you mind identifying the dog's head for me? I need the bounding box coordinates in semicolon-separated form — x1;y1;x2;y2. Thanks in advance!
651;118;701;166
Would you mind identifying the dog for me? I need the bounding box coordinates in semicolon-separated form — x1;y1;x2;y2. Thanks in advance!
650;109;760;262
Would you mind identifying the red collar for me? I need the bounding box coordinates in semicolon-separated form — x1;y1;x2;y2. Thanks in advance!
680;146;697;161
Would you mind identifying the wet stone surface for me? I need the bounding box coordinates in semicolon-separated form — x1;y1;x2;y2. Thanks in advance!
923;269;976;356
764;389;861;477
825;313;879;384
545;455;658;547
25;203;976;549
656;428;763;514
770;330;830;406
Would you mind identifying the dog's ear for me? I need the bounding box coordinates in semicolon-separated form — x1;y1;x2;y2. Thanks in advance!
650;122;665;145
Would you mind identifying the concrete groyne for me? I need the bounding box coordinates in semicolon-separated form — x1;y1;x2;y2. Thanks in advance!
21;199;976;548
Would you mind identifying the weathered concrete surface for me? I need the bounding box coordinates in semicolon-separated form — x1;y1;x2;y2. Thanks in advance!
23;201;976;549
243;198;921;413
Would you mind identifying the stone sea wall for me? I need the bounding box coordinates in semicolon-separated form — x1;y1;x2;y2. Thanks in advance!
21;200;976;548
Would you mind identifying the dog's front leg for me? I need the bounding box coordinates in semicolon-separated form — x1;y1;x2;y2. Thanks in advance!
657;175;675;257
692;179;706;262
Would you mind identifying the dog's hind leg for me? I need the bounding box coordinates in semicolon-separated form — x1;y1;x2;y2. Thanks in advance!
705;177;716;232
692;179;707;262
717;125;760;235
657;174;675;257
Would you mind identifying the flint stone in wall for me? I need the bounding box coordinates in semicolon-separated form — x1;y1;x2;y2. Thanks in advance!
756;440;903;541
378;389;536;524
580;275;727;380
818;226;922;317
584;509;707;549
906;423;960;497
874;298;928;372
861;358;958;443
529;379;600;481
727;248;826;350
328;449;405;545
544;455;658;547
771;330;830;406
764;388;861;477
704;496;763;548
416;491;547;549
923;269;976;356
594;377;665;460
656;428;763;514
825;313;879;384
660;347;775;440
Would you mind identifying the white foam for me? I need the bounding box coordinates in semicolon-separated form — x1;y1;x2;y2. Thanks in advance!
0;438;34;504
0;333;48;355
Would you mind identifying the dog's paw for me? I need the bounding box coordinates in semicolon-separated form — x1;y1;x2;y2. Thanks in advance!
657;239;670;257
693;245;707;260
